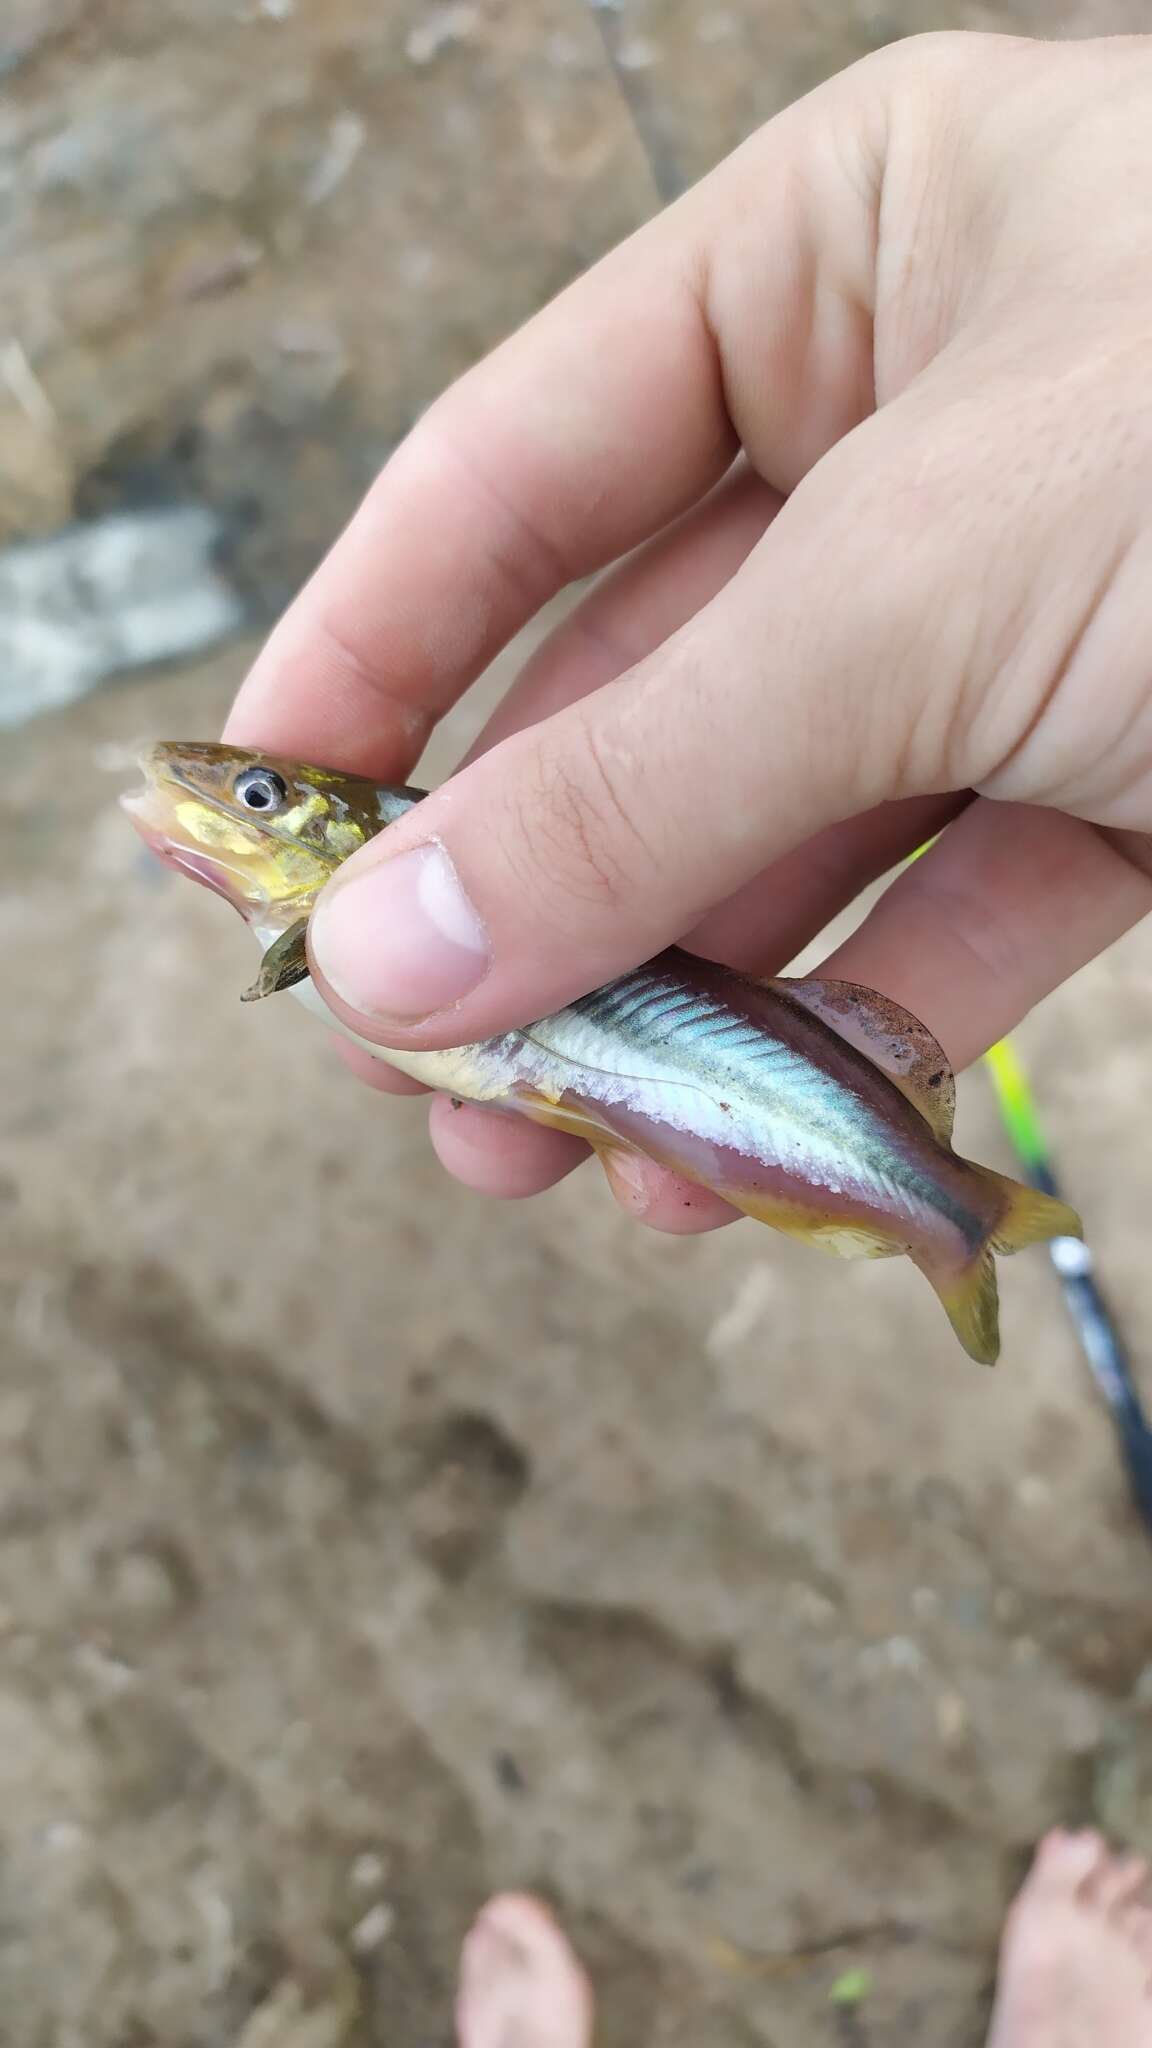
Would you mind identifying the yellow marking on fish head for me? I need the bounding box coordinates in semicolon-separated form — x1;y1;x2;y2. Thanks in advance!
122;742;385;924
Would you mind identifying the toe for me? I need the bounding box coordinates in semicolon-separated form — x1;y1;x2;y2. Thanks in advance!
1028;1827;1106;1900
456;1913;524;2046
990;1832;1152;2048
456;1894;595;2048
474;1894;568;1968
1119;1898;1152;1969
1091;1852;1151;1917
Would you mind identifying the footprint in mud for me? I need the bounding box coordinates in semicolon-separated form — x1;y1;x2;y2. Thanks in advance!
401;1409;531;1583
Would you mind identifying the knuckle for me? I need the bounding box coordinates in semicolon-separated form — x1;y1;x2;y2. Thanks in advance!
412;401;571;604
876;28;1022;91
313;610;429;748
499;720;657;917
924;871;1028;993
804;399;1103;796
793;475;958;796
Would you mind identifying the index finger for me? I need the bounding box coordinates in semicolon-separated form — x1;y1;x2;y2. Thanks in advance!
224;216;735;776
223;66;884;775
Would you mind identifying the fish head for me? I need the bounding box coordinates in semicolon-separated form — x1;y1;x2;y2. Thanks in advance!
121;742;389;923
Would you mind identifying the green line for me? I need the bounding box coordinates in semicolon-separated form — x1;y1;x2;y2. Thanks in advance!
983;1037;1047;1173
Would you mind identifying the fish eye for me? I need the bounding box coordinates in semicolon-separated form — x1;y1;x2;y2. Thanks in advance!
234;767;288;814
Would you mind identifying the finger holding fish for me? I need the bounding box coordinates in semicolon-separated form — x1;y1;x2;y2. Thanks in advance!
121;742;1082;1363
431;796;1150;1230
307;454;959;1211
820;801;1152;1068
427;1096;590;1201
310;444;963;1215
200;36;1152;1306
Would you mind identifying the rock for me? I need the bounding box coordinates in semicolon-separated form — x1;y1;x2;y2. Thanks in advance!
0;0;656;597
0;506;243;727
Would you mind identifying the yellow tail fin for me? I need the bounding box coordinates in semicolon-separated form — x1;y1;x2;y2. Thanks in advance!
930;1248;1001;1367
920;1172;1081;1366
977;1169;1082;1255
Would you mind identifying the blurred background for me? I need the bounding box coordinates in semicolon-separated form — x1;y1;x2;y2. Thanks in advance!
3;3;1152;2043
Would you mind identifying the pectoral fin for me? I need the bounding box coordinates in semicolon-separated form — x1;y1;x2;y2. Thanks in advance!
241;917;311;1002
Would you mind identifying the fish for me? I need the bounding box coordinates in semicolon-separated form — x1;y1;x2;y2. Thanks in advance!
122;742;1082;1364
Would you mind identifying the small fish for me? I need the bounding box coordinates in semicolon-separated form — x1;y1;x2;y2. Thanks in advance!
123;743;1081;1364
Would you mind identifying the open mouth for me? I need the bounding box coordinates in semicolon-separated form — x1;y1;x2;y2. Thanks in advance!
120;770;260;914
151;836;247;906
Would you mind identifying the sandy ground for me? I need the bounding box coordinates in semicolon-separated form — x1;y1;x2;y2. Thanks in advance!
4;5;1152;2045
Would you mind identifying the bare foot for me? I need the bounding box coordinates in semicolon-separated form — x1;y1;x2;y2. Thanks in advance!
456;1893;595;2048
987;1827;1152;2048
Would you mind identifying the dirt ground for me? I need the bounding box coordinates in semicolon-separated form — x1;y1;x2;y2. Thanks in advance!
4;5;1152;2045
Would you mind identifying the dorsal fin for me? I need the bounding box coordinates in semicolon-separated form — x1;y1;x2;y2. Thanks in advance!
768;977;956;1144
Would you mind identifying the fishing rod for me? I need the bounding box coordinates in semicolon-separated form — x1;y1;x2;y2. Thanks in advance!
983;1037;1152;1535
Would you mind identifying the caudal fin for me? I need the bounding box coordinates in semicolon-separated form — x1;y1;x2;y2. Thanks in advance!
978;1168;1082;1255
928;1247;1002;1366
920;1170;1081;1366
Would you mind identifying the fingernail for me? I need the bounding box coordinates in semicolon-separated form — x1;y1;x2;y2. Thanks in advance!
310;842;490;1023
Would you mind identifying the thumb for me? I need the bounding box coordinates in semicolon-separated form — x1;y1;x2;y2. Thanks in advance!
306;410;951;1048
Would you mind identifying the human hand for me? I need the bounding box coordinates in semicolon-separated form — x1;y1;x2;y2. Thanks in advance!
225;30;1152;1233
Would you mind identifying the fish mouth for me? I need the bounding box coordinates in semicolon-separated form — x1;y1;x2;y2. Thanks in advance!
121;745;230;823
120;752;267;915
119;777;178;853
129;823;247;908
